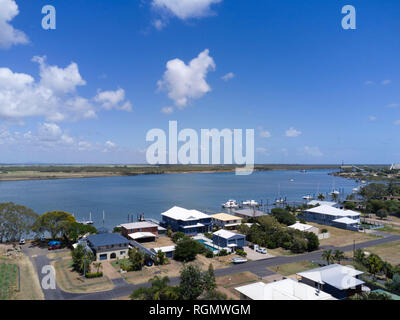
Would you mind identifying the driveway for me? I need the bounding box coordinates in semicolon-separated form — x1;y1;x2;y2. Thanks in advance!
244;246;274;261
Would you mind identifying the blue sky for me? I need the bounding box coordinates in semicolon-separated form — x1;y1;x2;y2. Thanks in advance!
0;0;399;164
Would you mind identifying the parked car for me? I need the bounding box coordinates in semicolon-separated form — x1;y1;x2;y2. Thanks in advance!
47;240;62;250
256;247;267;254
48;245;61;250
19;238;25;245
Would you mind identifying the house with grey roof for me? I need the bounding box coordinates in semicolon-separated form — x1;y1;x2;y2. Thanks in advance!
86;233;130;261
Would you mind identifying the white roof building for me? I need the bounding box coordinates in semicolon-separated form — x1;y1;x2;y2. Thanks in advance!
120;221;158;230
289;222;319;233
307;200;338;207
151;246;176;254
128;232;157;240
161;206;210;221
213;229;244;240
297;264;364;291
235;279;336;300
390;164;400;170
332;217;359;225
306;205;360;219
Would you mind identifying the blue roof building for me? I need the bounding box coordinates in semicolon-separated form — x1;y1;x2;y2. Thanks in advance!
86;233;130;261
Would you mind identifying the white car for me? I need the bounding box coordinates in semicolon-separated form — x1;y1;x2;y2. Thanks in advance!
19;238;26;245
256;247;267;254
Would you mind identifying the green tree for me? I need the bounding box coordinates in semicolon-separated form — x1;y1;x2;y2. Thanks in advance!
130;276;179;300
173;237;203;262
351;292;392;300
344;202;356;210
129;248;145;271
366;254;383;279
376;208;388;220
172;232;185;243
271;208;296;226
305;232;319;252
34;211;76;239
156;250;167;265
333;250;345;264
202;264;216;294
179;264;204;300
386;273;400;292
0;202;38;242
94;262;102;274
322;249;334;265
71;244;94;274
317;194;326;201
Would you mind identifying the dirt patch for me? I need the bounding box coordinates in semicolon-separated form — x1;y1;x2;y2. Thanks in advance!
142;237;175;249
269;260;319;277
216;272;261;300
309;222;379;247
363;240;400;265
53;258;114;293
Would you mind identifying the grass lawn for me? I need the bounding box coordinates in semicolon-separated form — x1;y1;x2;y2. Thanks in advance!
309;223;380;247
379;225;400;235
363;240;400;265
267;247;296;257
53;258;114;293
0;262;18;300
269;260;319;276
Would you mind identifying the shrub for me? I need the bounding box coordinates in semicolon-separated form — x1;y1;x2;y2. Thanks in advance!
85;272;103;278
321;228;328;233
174;238;204;262
218;249;229;256
204;250;214;258
271;208;297;226
172;232;185;243
236;249;247;257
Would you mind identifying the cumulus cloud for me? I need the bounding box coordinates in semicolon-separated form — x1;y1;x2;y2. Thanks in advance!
221;72;234;81
161;106;174;114
382;79;392;85
302;146;323;157
0;56;132;122
394;120;400;126
0;0;29;49
369;116;377;121
152;0;222;20
94;88;132;111
157;49;216;108
285;127;302;137
258;127;271;138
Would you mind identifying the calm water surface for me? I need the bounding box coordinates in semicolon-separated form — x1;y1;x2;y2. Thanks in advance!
0;170;358;229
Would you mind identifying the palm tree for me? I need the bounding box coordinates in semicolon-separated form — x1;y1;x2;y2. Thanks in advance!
130;276;179;300
333;250;345;264
322;249;334;265
331;193;339;202
94;262;102;274
317;193;326;201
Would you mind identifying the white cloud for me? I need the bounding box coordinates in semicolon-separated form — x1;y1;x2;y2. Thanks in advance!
105;140;116;148
302;146;323;157
0;0;29;49
94;88;132;111
382;80;392;85
258;127;271;138
285;127;302;137
394;120;400;126
221;72;234;81
369;116;377;121
161;106;174;114
364;80;375;85
157;49;216;108
388;103;399;108
0;57;131;122
152;0;222;20
256;147;269;155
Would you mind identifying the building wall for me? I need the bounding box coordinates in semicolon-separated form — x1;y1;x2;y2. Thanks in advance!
212;235;246;249
162;216;212;235
121;226;158;237
95;249;128;261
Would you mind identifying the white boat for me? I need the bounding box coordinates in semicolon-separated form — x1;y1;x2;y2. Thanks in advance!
222;200;239;209
242;200;259;207
232;257;248;264
290;179;295;182
80;212;94;225
352;187;360;193
275;198;285;204
330;190;340;195
302;195;314;200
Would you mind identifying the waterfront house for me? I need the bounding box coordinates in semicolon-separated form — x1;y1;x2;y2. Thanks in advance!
303;205;360;231
307;200;341;208
120;221;159;237
233;208;265;221
235;279;336;300
212;229;246;251
288;222;319;235
297;264;364;299
211;213;243;230
86;233;130;261
161;206;212;235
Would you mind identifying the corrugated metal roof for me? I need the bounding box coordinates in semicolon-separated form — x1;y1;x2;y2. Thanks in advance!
87;233;130;247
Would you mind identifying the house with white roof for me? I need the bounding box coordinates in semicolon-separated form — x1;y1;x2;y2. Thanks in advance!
212;229;246;251
288;222;319;235
297;264;364;299
235;278;336;300
303;205;360;231
150;246;176;258
307;200;342;208
161;206;212;235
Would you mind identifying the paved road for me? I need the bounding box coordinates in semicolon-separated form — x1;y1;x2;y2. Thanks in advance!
24;232;400;300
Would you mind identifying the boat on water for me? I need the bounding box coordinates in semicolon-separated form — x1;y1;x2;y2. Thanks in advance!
232;257;248;264
352;187;361;193
242;200;260;207
300;169;307;173
78;212;94;225
222;200;239;209
330;190;340;195
302;195;314;201
275;198;285;204
290;179;295;182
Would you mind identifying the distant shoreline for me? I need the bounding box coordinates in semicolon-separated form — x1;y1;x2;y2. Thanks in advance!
0;165;344;182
